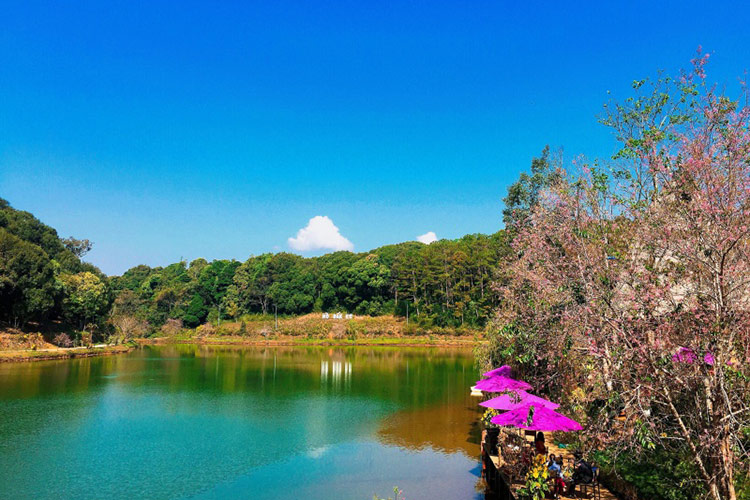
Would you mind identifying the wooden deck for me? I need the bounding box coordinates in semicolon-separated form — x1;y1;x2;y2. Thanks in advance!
480;430;620;500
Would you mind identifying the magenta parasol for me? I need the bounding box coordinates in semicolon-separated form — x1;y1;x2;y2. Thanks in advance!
479;391;559;411
482;365;512;378
474;375;532;392
490;404;582;432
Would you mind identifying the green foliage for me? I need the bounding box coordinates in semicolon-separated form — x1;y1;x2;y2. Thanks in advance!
0;198;95;274
502;146;562;229
593;447;707;500
111;232;511;331
517;454;550;500
60;271;110;330
0;199;509;337
475;322;541;374
737;471;750;500
0;228;57;326
183;294;206;327
62;237;92;258
0;199;109;332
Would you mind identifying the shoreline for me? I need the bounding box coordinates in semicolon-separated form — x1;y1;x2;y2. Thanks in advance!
136;335;478;348
1;336;478;363
0;344;134;363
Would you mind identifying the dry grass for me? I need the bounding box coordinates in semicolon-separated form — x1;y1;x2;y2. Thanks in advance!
0;344;133;363
145;313;483;347
0;329;57;350
209;313;481;339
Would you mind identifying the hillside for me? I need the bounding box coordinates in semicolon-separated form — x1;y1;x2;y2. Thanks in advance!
1;197;509;344
0;198;109;339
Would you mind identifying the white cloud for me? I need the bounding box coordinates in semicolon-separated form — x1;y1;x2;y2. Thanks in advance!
416;231;437;244
288;216;354;252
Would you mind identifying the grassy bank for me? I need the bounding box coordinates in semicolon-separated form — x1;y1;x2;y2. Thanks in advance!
138;336;476;347
147;313;483;347
0;344;134;363
1;314;482;361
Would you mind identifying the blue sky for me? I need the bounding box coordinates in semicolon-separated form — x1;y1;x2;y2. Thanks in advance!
1;1;749;275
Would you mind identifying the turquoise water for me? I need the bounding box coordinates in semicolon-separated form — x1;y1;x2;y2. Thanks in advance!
0;345;483;499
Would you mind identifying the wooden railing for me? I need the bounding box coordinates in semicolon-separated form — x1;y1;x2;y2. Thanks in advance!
481;437;515;500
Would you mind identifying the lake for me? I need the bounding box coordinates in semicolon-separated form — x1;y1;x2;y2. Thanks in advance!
0;345;484;500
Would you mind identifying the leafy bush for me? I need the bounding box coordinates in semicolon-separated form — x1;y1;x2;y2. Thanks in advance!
593;447;706;500
161;318;183;337
195;322;215;337
53;333;73;348
517;453;550;499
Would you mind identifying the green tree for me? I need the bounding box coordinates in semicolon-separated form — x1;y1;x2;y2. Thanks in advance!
502;146;561;229
183;293;207;327
346;254;391;314
231;254;273;314
0;228;57;326
60;271;109;330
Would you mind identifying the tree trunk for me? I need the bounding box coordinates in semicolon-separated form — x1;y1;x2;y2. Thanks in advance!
720;431;737;500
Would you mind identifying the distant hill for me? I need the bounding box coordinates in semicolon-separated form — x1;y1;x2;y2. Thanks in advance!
1;197;510;340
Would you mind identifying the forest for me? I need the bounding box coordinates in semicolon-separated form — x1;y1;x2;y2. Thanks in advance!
0;190;525;339
111;230;510;330
0;199;108;335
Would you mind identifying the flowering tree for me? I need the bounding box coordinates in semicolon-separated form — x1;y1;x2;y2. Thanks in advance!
492;53;750;499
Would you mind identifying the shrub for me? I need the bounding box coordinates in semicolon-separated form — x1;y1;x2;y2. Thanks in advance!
346;323;363;340
161;318;183;337
53;333;73;348
196;322;215;337
403;324;419;336
517;453;550;500
112;314;149;341
80;331;92;346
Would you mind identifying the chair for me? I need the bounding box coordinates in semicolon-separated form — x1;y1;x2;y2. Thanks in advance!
578;464;601;500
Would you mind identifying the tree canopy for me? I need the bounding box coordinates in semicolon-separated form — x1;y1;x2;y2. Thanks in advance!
110;232;510;330
0;200;109;330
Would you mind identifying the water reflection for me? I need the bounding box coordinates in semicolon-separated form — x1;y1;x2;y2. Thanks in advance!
378;399;482;457
0;345;481;500
320;359;353;388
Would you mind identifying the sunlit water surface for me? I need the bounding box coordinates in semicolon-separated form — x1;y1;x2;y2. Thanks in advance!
0;345;483;499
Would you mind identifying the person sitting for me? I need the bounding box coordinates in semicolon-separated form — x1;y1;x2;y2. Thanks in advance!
566;452;594;495
534;431;546;456
547;454;566;499
547;454;562;475
521;442;535;468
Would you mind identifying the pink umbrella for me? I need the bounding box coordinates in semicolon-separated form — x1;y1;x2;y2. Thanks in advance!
490;404;582;432
474;375;532;392
479;391;559;411
482;365;512;378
